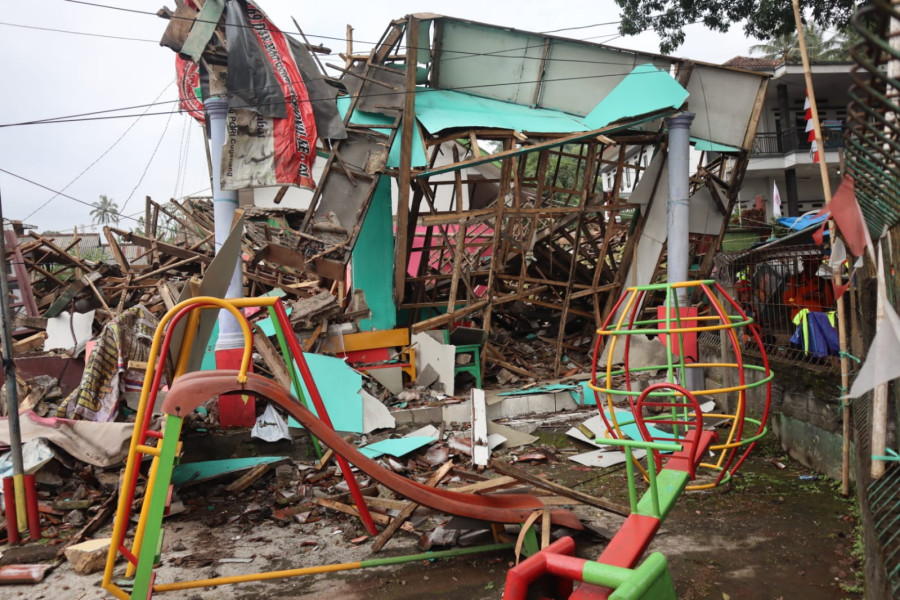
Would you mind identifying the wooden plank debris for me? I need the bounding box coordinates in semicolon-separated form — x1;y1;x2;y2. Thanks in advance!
490;459;631;517
371;460;454;552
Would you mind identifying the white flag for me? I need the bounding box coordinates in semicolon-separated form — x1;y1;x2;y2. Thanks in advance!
772;181;782;219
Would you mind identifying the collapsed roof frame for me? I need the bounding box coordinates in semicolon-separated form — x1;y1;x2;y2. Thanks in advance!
295;14;767;376
152;4;767;378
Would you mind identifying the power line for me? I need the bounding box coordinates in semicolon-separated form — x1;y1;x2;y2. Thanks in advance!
540;21;624;34
0;20;157;42
0;8;692;131
173;113;193;199
61;0;685;66
121;102;177;213
22;79;175;221
1;98;183;128
2;64;675;129
0;167;180;235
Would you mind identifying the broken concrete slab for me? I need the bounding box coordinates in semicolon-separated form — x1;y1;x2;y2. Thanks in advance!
369;366;404;395
486;421;537;449
597;333;670;369
414;363;440;389
444;390;578;423
471;389;489;467
404;425;441;440
64;537;111;575
411;332;456;396
568;448;647;468
362;390;396;433
44;310;95;354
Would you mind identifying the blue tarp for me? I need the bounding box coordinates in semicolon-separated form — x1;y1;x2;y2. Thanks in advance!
777;214;827;231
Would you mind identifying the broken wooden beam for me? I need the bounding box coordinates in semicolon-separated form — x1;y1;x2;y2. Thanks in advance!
12;332;48;356
225;463;271;494
371;460;454;552
489;459;630;517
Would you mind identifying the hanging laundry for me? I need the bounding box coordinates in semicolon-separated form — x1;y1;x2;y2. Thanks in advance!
790;308;839;358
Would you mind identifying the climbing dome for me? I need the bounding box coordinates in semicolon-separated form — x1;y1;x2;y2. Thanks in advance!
589;280;772;490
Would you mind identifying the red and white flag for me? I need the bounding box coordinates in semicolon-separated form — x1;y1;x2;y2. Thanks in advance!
772;180;782;219
805;91;819;163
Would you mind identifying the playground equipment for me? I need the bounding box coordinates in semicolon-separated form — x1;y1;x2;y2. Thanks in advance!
102;296;580;600
589;280;772;489
503;280;772;599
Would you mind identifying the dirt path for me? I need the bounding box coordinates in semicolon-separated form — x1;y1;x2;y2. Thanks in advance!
1;428;862;600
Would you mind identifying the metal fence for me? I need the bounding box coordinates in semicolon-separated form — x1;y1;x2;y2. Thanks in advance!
703;243;841;373
843;2;900;597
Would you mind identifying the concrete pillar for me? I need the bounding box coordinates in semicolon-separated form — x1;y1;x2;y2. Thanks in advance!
204;97;244;350
777;84;795;153
666;112;703;392
785;168;800;217
666;112;695;306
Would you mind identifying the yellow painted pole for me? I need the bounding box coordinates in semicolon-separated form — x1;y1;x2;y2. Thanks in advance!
791;0;853;494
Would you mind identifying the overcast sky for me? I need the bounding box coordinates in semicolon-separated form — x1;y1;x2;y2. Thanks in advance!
0;0;762;234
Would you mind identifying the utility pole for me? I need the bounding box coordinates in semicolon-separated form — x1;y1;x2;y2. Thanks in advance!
0;186;27;532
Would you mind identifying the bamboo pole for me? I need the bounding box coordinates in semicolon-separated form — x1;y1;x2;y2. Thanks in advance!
791;0;853;494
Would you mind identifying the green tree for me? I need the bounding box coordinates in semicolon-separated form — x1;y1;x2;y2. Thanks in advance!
90;195;120;226
615;0;860;54
749;23;848;61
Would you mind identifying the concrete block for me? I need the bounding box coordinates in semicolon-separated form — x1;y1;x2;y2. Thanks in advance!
64;537;111;575
554;394;578;411
443;401;472;424
391;406;442;425
412;406;442;424
525;394;558;415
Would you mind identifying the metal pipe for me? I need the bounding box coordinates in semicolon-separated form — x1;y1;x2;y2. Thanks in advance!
153;542;515;592
665;112;695;306
2;477;18;544
0;192;27;534
24;474;39;540
204;97;245;350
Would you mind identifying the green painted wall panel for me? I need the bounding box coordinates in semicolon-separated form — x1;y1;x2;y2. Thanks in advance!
353;177;396;331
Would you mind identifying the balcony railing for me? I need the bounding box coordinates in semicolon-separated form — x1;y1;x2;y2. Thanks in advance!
751;123;844;156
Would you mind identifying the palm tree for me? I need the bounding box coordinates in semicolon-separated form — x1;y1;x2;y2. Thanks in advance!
90;195;120;226
750;23;848;62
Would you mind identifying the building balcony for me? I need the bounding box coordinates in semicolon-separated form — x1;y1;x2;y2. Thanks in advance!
751;122;844;157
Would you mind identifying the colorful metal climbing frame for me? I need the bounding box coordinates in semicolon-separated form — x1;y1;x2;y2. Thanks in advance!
589;280;773;489
101;296;379;600
504;280;772;599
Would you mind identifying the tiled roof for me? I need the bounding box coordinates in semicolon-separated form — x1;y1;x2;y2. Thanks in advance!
723;56;783;70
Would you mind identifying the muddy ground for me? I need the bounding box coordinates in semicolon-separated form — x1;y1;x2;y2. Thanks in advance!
1;410;863;600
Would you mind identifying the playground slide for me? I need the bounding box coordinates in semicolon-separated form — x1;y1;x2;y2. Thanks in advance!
161;369;584;530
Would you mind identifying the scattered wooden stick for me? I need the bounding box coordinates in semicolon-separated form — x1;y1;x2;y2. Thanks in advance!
314;498;415;532
225;463;271;494
315;448;335;471
371;461;454;552
490;459;630;517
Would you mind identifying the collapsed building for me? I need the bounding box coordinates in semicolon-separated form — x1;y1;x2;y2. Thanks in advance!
0;4;791;598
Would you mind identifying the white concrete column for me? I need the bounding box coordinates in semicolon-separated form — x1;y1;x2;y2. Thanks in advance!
205;97;245;350
666;111;695;306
